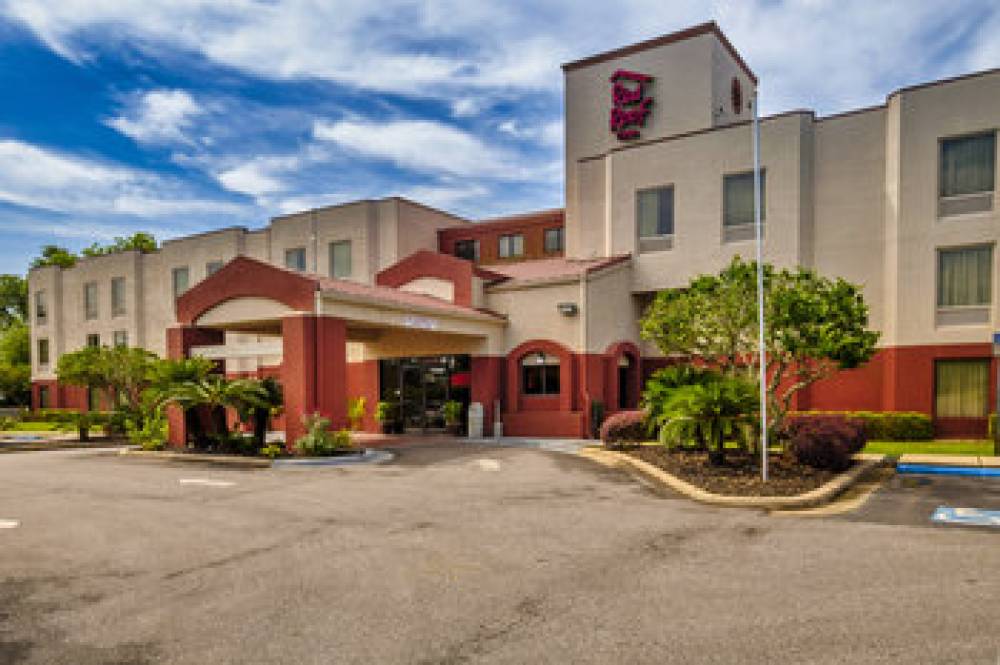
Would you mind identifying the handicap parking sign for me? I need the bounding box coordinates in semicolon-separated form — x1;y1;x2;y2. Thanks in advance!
932;505;1000;528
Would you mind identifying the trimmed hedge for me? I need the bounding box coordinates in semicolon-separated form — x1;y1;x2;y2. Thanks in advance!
785;415;867;472
787;410;933;441
28;409;113;425
599;410;648;449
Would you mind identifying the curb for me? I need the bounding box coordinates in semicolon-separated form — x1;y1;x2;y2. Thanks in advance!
273;449;393;467
897;454;1000;469
578;447;888;510
118;449;272;468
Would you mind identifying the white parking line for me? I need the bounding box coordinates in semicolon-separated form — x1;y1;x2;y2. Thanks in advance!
179;478;236;488
476;459;501;471
0;519;20;529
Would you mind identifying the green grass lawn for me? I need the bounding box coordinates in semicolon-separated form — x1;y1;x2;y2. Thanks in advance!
863;440;996;456
7;421;71;432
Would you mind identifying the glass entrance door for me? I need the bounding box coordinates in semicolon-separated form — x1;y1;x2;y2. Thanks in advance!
380;356;471;434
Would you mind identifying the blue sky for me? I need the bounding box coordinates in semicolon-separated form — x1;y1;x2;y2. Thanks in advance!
0;0;998;275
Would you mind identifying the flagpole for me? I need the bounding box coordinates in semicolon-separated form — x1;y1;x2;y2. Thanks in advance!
753;87;768;483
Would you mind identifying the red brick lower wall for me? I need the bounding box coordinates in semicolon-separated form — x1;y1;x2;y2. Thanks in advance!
774;343;995;439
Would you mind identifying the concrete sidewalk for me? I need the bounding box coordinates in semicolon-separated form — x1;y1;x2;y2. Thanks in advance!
898;454;1000;468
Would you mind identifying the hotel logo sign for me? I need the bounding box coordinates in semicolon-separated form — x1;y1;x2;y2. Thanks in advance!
609;69;653;140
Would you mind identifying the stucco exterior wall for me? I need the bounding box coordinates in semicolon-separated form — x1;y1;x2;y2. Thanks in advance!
812;107;887;333
583;263;640;354
889;70;1000;347
485;280;582;354
600;111;810;293
565;33;718;259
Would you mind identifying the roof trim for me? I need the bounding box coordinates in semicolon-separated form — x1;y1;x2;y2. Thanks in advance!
438;208;564;237
577;109;813;163
561;21;757;85
886;65;1000;101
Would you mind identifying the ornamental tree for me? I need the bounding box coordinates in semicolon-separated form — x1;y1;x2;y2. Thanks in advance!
640;256;880;430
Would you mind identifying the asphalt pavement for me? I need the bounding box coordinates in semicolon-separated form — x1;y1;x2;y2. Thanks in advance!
0;443;998;665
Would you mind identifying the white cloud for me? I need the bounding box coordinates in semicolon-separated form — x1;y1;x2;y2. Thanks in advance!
313;118;531;180
498;119;563;148
215;156;298;199
0;139;245;219
4;0;996;116
397;183;488;210
106;89;203;145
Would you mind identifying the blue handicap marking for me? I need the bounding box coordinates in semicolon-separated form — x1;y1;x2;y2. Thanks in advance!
931;506;1000;528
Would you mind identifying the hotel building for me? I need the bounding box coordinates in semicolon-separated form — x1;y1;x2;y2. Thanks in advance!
28;22;1000;441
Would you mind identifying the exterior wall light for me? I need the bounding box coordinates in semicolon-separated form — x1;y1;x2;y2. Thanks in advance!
557;302;578;316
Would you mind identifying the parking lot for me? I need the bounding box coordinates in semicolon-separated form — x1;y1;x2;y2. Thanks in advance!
1;443;998;665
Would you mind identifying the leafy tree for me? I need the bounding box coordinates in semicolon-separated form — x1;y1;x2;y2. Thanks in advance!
81;232;158;258
0;321;31;405
101;346;159;411
0;363;30;406
0;275;27;327
641;256;879;431
0;320;29;366
31;245;77;269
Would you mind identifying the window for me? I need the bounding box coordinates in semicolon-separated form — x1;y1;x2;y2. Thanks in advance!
113;330;128;347
940;132;996;216
723;171;766;242
521;352;561;396
111;277;126;317
172;267;190;299
34;290;47;325
206;260;224;276
88;387;101;411
454;239;479;261
37;338;49;366
938;245;992;307
544;227;564;254
637;186;674;238
329;240;352;278
499;234;524;259
935;359;989;417
38;385;49;409
84;281;98;320
86;333;100;348
285;247;306;272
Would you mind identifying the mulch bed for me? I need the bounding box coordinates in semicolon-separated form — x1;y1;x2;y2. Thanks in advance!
625;446;845;497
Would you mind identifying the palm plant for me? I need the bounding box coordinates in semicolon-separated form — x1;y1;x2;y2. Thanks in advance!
237;377;283;449
172;376;268;447
652;371;759;465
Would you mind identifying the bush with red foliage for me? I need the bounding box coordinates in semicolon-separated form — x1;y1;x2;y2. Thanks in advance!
600;410;648;449
783;415;867;472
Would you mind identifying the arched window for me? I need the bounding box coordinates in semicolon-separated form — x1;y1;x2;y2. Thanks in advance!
521;351;561;395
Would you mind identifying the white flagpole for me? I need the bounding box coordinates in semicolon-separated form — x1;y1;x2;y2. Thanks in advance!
753;87;768;483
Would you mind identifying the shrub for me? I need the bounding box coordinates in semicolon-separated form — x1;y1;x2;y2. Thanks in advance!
346;396;366;431
788;411;932;441
442;400;463;426
126;412;168;451
600;410;648;449
374;401;394;423
294;413;353;456
649;370;759;464
260;443;284;459
641;365;718;436
784;415;867;472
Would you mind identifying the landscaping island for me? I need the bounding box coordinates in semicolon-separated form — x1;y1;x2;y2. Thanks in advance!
624;447;837;497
